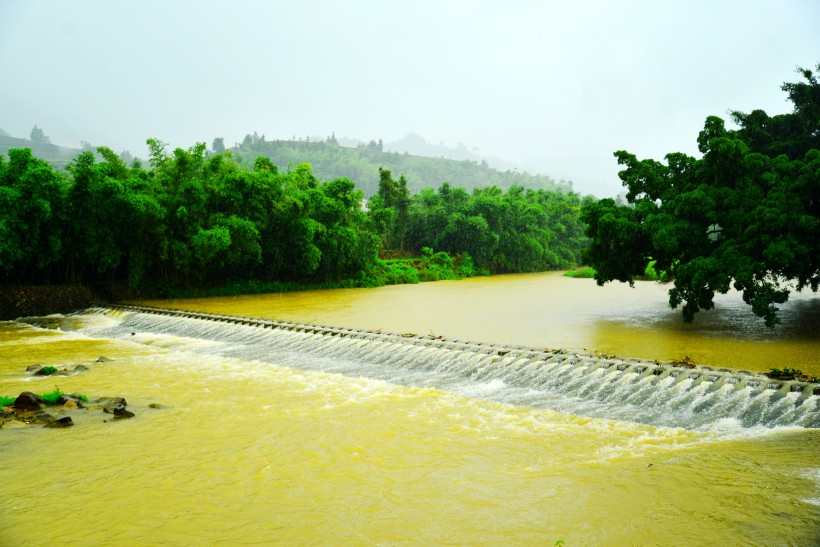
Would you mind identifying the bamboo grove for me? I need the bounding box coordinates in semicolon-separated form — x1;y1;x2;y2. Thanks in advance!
0;139;590;295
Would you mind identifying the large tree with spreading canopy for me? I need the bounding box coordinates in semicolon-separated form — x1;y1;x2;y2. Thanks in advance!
582;64;820;326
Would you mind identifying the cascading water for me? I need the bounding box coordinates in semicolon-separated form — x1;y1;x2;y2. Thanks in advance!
31;305;819;430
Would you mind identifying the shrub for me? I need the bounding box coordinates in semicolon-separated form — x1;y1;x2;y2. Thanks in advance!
563;266;596;278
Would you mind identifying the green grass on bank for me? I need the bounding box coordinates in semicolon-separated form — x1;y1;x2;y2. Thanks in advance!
563;266;596;278
564;261;666;282
145;249;488;300
0;388;89;407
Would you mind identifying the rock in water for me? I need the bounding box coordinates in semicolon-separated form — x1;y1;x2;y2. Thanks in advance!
112;408;135;420
56;394;85;409
44;416;73;428
100;397;128;413
13;391;45;411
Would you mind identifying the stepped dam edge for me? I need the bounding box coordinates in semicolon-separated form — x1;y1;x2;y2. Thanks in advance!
23;304;818;430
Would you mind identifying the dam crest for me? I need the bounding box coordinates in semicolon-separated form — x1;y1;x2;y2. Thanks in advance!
44;305;820;430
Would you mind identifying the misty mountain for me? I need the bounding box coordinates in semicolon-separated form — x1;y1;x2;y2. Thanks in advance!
335;132;521;174
231;134;573;196
0;128;83;170
0;125;577;197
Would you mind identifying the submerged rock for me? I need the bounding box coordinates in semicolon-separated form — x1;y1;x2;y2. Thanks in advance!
26;363;91;376
1;391;137;429
111;408;135;420
98;397;128;412
44;416;73;428
16;410;56;425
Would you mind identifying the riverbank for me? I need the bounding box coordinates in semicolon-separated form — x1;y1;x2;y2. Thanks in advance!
0;252;482;319
0;285;103;320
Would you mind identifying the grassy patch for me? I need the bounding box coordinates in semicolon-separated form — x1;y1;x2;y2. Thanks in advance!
563;261;668;281
0;389;89;407
563;266;596;278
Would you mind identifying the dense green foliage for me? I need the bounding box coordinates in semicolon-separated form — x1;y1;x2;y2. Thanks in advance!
1;139;586;295
369;169;591;273
581;65;820;326
0;142;379;292
231;133;571;196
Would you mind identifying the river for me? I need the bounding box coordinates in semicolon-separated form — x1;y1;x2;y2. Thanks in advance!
1;273;818;544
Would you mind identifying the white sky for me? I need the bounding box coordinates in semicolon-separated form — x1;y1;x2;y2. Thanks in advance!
1;0;817;197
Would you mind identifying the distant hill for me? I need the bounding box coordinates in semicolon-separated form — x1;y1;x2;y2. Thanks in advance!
231;135;572;196
383;132;517;170
0;131;83;170
332;132;519;172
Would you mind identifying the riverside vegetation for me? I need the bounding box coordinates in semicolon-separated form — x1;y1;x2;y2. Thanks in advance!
0;137;590;298
582;64;820;326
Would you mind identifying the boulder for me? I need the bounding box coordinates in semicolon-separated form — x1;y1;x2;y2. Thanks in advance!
13;391;45;411
25;364;44;373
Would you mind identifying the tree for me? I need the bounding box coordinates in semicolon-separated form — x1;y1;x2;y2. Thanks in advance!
212;137;225;154
581;65;820;327
0;148;65;282
30;125;51;144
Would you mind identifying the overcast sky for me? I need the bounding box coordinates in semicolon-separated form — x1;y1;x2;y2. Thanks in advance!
1;0;817;197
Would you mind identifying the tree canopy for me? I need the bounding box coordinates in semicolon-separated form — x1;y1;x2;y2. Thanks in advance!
581;64;820;326
1;138;586;296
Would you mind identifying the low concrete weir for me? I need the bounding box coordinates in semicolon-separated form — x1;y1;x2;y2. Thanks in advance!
74;305;819;429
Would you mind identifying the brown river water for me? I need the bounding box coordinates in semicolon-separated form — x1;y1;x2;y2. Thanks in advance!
1;272;818;544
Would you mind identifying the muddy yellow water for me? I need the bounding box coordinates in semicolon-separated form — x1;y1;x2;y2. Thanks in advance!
140;273;820;376
2;273;819;544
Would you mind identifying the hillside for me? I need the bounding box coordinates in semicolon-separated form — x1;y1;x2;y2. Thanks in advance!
0;128;573;196
0;130;82;170
231;135;572;196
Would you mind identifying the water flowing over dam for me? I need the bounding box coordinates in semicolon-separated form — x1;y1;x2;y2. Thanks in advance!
48;305;819;430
